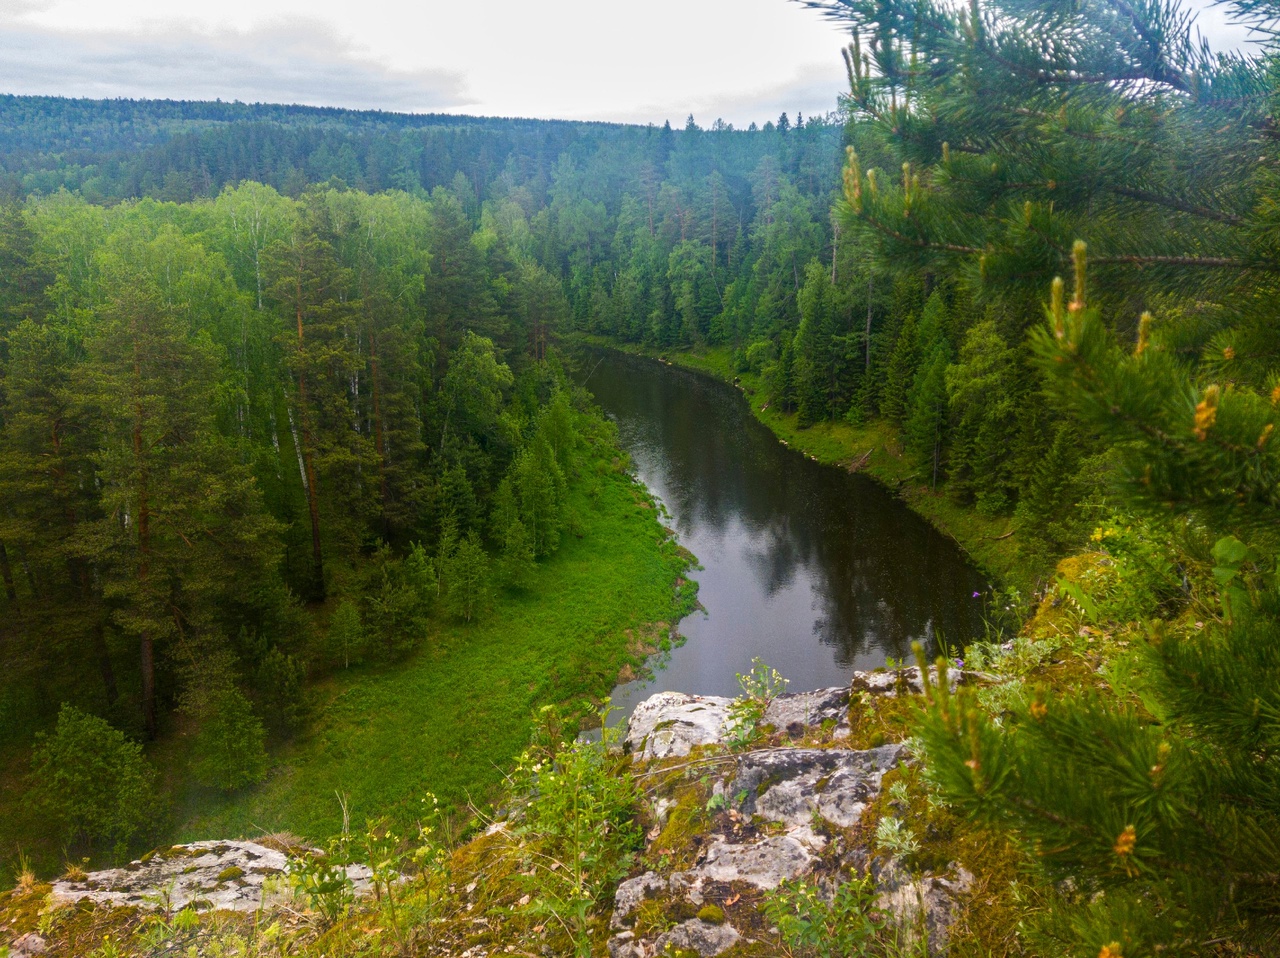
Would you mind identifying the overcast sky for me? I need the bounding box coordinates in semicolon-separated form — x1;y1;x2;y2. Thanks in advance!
0;0;1262;127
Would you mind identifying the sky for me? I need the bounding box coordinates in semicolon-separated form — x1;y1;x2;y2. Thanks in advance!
0;0;1262;127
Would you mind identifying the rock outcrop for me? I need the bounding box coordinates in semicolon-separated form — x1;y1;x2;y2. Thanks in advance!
608;669;979;957
49;840;375;914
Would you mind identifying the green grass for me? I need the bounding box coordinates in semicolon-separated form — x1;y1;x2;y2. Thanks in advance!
578;336;1029;590
171;467;692;843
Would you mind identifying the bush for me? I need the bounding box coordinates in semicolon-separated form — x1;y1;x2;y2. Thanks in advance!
190;686;268;791
29;704;158;849
507;706;643;956
255;647;306;736
325;599;367;669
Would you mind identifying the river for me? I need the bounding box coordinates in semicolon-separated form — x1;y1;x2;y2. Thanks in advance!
585;351;991;719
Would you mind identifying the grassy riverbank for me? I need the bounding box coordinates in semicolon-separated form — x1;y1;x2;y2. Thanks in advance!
0;462;695;879
579;338;1029;590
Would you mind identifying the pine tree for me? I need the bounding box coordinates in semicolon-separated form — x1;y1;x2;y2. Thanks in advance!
915;255;1280;954
904;342;950;488
82;227;281;736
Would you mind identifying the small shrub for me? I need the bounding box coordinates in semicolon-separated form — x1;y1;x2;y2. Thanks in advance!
29;704;158;850
764;875;886;958
255;646;306;735
325;599;366;669
507;706;643;956
725;657;788;750
190;687;268;792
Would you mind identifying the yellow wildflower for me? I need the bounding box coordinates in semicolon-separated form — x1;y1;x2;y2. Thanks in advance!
1099;944;1123;958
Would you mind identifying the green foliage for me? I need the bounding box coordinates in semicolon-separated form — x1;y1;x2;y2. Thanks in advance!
763;875;887;958
325;600;367;670
288;855;355;927
442;532;491;623
190;686;268;793
255;647;306;737
507;707;643;956
725;658;789;750
28;705;158;850
362;543;433;659
914;274;1280;953
945;321;1020;514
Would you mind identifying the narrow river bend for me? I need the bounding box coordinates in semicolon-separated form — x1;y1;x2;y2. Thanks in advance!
586;351;991;719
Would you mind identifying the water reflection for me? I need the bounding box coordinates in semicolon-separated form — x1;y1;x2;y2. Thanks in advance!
585;352;990;718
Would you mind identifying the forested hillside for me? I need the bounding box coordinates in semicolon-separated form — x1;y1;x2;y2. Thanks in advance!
0;93;1121;580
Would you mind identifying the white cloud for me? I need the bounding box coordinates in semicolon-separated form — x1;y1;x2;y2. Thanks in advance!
0;0;1264;126
0;16;470;112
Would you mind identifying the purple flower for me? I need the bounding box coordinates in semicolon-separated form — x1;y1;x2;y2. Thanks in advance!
972;591;980;598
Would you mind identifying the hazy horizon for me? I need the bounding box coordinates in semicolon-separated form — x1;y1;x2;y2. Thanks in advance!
0;0;1261;129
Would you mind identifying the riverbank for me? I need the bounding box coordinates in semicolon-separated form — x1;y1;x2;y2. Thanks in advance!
577;338;1031;592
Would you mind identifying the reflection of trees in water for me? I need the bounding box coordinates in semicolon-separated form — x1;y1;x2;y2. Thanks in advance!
594;353;988;664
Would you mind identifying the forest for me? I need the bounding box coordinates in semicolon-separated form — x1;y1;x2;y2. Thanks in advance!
1;0;1280;951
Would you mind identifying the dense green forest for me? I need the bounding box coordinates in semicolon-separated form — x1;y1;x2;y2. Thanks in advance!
0;92;1131;579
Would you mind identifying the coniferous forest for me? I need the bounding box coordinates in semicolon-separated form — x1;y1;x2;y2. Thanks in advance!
2;0;1280;953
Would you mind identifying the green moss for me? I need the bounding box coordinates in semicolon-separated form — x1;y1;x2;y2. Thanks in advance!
647;783;712;871
216;866;245;883
696;904;725;924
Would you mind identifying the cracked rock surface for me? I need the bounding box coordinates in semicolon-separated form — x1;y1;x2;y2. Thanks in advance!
608;673;978;956
625;691;734;761
49;841;375;913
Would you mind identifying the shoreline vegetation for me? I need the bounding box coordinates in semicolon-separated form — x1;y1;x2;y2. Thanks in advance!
577;337;1029;591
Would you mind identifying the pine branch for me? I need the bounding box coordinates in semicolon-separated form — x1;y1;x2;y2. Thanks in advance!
1108;186;1245;226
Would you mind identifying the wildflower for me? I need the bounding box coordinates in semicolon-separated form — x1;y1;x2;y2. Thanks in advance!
1114;825;1137;856
972;591;981;598
1223;345;1235;360
1099;944;1123;958
1029;701;1047;720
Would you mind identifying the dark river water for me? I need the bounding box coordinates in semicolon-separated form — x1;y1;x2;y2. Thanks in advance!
585;351;990;719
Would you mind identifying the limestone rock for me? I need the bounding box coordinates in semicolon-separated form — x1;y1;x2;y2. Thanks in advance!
850;666;985;698
762;685;851;739
10;933;47;957
876;860;974;954
625;691;733;761
680;834;813;892
729;744;904;829
610;871;669;928
49;840;375;914
652;918;741;956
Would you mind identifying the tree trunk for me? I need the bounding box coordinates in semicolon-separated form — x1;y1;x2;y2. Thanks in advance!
369;330;390;531
95;621;119;706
